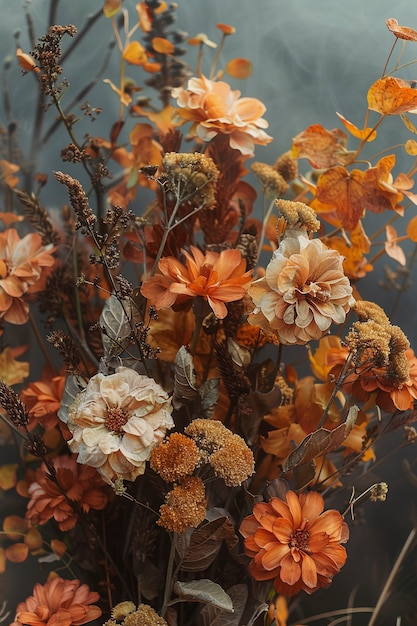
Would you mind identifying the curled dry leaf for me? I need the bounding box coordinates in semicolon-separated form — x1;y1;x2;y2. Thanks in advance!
291;124;348;169
172;580;234;613
283;405;359;473
386;18;417;41
173;346;198;408
367;77;417;116
336;112;377;141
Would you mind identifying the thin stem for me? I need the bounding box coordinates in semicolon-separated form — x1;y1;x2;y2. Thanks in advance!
28;311;56;372
316;352;353;429
368;527;416;626
293;607;374;625
160;533;177;617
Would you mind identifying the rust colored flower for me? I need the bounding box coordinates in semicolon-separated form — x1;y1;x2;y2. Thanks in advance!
209;434;254;486
61;367;174;484
26;455;109;531
21;372;66;431
240;490;349;596
171;75;272;155
141;246;252;319
0;228;55;324
10;577;101;626
248;230;354;345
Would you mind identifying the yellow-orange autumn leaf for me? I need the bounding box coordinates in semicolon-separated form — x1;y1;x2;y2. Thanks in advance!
316;166;365;231
5;543;29;563
3;515;27;541
16;48;39;73
0;464;18;490
362;155;403;213
226;58;252;79
51;539;67;558
123;41;147;65
103;79;132;107
405;139;417;155
0;159;20;188
336;112;377;141
385;225;406;265
0;346;29;386
292;124;348;169
152;37;174;55
103;0;122;17
137;1;153;32
386;18;417;41
367;77;417;116
24;528;43;551
131;104;175;134
406;214;417;241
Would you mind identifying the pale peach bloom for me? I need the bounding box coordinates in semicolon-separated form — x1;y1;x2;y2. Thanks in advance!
0;228;55;324
26;455;109;531
62;367;174;484
171;75;272;155
10;577;101;626
248;231;355;345
141;246;252;319
240;490;349;597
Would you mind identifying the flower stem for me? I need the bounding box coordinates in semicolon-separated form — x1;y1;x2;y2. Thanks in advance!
160;533;177;617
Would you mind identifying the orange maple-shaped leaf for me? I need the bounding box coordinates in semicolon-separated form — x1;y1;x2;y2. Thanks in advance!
316;166;365;231
292;124;348;169
5;543;29;563
152;37;174;55
367;77;417;115
0;464;18;490
362;155;403;213
386;18;417;41
407;214;417;241
226;58;252;79
325;221;372;280
123;41;147;65
336;112;377;141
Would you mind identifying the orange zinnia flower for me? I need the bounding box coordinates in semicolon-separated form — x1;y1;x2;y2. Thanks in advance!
240;490;349;597
26;455;109;531
21;372;66;431
171;75;272;155
10;577;101;626
0;228;55;324
141;246;252;319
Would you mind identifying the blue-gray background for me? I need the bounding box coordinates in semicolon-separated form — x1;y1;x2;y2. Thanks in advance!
2;1;417;623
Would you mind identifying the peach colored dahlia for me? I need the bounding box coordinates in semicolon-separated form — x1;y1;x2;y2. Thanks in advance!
171;75;272;155
240;490;349;597
248;231;354;345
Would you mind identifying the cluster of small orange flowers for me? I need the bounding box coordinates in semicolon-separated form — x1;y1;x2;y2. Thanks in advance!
275;199;321;234
184;418;254;485
341;301;417;411
150;432;199;482
160;152;219;209
103;601;168;626
158;475;207;533
209;434;255;486
250;162;289;199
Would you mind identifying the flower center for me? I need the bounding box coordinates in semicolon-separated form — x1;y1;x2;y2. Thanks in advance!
105;407;129;434
289;528;311;553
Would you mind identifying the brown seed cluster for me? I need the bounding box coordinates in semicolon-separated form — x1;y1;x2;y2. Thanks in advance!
160;152;219;209
250;161;289;199
275;198;320;233
105;602;167;626
150;432;199;482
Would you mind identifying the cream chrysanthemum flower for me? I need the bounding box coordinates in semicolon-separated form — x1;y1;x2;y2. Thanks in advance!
248;231;355;345
62;367;173;484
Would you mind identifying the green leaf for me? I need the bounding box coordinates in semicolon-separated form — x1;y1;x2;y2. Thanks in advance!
172;580;234;613
199;584;247;625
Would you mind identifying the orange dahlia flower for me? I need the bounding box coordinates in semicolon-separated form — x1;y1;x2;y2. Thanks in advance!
10;577;101;626
21;373;66;431
26;455;108;531
240;490;349;596
171;75;272;155
141;246;252;319
0;228;55;324
248;231;354;344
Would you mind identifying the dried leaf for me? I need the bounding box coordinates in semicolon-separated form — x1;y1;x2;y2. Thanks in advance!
24;528;43;551
227;338;251;371
385;225;406;265
292;124;348;169
386;18;417;41
178;515;238;572
103;0;122;17
0;464;18;490
407;214;417;241
172;580;234;613
152;37;174;55
336;112;377;141
199;378;220;419
3;515;27;541
316;166;365;231
367;77;417;116
57;375;86;424
283;405;359;473
5;543;29;563
173;346;198;408
100;295;139;359
405;139;417;155
200;584;247;625
401;114;417;134
123;41;147;66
